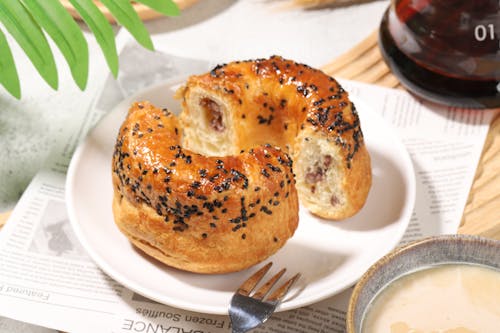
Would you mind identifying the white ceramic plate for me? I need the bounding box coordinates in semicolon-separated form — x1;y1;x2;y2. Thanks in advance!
66;79;416;315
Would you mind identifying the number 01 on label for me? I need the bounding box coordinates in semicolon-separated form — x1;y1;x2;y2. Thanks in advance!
474;24;496;41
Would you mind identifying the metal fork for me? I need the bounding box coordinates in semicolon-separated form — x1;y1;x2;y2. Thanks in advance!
229;262;301;333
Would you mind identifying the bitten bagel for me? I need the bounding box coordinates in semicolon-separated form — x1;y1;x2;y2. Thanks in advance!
178;56;372;220
111;101;299;274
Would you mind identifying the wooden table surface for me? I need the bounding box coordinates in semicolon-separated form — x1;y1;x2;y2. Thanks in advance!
459;114;500;239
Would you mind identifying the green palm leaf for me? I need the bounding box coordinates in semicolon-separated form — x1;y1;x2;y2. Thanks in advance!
0;0;58;91
21;0;89;90
0;27;21;98
99;0;154;51
69;0;119;77
0;0;179;100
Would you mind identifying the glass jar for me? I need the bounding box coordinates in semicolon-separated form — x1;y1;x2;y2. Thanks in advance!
379;0;500;108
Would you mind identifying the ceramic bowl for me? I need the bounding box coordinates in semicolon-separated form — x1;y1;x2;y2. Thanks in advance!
346;234;500;333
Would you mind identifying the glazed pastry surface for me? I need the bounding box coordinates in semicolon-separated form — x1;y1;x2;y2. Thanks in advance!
112;101;299;273
179;56;372;219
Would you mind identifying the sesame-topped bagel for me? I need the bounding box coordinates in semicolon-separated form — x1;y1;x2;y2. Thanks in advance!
178;56;372;220
111;101;299;274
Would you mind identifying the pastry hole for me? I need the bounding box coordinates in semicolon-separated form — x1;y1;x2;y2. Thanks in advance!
200;97;224;132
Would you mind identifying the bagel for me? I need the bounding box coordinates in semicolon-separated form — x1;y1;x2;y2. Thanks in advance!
178;56;372;220
111;101;299;274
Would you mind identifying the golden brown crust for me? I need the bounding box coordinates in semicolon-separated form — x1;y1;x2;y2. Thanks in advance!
111;101;299;273
179;56;372;220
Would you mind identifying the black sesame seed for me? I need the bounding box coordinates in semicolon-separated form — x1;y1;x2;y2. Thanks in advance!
260;206;272;215
230;217;241;224
261;169;270;178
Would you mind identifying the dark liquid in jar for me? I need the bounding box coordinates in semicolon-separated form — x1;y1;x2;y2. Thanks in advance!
379;0;500;108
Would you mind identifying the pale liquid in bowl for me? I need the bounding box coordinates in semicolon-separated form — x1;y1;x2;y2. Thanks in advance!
362;264;500;333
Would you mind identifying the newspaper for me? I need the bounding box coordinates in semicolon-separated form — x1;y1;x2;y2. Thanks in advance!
0;39;496;333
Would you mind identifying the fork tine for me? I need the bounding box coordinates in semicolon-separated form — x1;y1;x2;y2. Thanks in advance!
237;262;273;296
266;273;301;304
252;268;286;300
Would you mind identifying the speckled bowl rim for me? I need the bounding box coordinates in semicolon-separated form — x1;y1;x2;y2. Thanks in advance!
346;234;500;333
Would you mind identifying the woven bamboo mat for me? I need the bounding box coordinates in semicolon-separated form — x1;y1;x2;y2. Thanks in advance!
1;29;499;240
61;0;199;23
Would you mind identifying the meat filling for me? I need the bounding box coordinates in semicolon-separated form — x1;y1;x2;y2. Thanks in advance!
323;155;332;168
306;167;324;184
305;155;333;185
305;155;339;206
200;97;224;132
330;195;339;206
